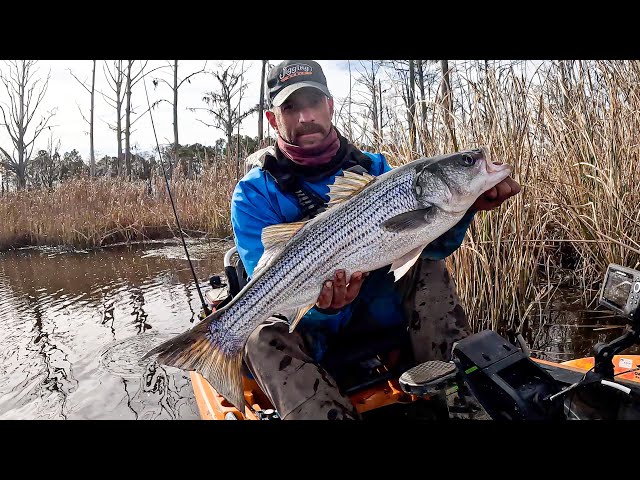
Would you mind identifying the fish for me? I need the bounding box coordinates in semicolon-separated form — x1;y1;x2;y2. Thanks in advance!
143;147;512;411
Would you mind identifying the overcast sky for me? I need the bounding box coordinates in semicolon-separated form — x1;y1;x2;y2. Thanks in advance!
0;60;355;161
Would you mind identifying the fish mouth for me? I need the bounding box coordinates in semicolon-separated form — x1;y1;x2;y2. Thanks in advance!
480;146;511;183
480;146;511;175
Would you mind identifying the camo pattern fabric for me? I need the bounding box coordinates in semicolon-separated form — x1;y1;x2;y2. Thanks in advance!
401;259;490;419
444;382;492;420
243;317;360;420
244;258;487;420
399;258;471;363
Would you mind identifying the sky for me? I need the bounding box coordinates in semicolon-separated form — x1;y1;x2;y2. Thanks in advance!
0;60;356;162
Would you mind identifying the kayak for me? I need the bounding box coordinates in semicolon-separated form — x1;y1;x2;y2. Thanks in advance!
185;256;640;420
189;358;640;420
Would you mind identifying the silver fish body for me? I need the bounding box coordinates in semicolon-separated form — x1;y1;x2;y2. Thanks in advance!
144;147;512;411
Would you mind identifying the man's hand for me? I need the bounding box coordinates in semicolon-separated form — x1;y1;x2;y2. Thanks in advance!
316;269;368;311
472;176;521;211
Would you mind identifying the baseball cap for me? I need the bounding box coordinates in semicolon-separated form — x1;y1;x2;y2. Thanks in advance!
267;60;332;108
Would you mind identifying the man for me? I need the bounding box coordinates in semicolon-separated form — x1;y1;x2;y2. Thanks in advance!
231;60;520;420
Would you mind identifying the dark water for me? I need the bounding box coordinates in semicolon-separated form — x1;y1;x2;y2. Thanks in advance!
0;240;229;420
526;288;640;362
2;240;638;420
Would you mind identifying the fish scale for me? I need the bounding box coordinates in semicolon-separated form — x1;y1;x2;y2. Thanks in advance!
221;167;418;349
212;170;416;348
144;147;513;411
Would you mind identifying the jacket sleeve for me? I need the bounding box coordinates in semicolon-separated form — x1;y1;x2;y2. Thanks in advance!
231;177;285;278
420;209;476;260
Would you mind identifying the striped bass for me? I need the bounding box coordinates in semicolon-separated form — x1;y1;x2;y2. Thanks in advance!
143;147;512;411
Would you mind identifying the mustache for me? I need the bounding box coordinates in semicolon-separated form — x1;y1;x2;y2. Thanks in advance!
295;124;325;136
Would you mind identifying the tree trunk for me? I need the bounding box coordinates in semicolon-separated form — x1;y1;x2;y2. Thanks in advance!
17;63;26;189
258;60;267;143
226;97;233;159
348;61;352;139
440;59;457;151
371;61;379;143
173;60;179;179
90;60;96;177
125;60;133;180
408;60;416;153
116;101;122;177
378;79;383;146
417;60;431;153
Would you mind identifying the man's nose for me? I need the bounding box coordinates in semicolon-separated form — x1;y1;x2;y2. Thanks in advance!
298;106;316;123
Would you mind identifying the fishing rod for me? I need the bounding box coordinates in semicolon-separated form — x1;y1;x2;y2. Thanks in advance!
142;75;211;318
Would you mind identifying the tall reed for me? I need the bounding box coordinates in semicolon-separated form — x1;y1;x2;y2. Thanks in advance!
0;156;240;250
3;60;640;338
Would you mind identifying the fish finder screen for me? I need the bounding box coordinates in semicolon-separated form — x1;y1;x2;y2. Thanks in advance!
603;270;633;309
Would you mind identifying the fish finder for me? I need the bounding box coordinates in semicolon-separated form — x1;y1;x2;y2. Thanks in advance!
599;264;640;320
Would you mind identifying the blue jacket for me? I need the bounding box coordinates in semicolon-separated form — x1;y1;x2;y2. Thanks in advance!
231;150;475;361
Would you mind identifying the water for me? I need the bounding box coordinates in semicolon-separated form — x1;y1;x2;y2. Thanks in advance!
1;240;638;419
0;239;230;420
526;286;640;362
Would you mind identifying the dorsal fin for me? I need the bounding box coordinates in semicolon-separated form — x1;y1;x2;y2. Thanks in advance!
327;170;376;207
254;220;307;274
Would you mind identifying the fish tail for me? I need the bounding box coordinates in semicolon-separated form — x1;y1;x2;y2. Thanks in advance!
142;310;245;412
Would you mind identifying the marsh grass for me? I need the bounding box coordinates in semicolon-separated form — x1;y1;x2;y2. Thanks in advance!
3;60;639;335
0;156;239;250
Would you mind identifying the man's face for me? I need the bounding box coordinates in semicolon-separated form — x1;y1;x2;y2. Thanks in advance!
266;88;334;148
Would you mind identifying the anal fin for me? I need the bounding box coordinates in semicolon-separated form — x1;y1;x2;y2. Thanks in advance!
390;245;426;282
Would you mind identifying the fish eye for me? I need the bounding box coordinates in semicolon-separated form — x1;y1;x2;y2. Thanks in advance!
415;185;422;196
460;154;476;167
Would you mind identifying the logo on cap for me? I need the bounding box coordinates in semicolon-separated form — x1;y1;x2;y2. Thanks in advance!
279;63;313;83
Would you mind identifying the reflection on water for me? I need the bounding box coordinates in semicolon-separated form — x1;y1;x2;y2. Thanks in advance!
0;239;229;420
526;287;640;362
3;238;639;419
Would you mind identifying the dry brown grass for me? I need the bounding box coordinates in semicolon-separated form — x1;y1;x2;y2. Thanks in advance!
3;60;640;336
0;157;240;250
407;60;640;334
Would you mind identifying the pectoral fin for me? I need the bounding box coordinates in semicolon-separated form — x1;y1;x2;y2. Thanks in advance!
381;206;435;233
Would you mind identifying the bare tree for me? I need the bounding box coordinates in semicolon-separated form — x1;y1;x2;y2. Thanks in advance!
123;60;162;180
415;60;434;152
125;61;134;180
383;60;421;151
68;60;97;177
191;62;257;159
0;60;56;190
408;60;417;152
152;60;207;178
29;134;61;190
258;60;267;144
90;61;96;177
440;59;458;150
350;60;386;147
102;61;125;176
